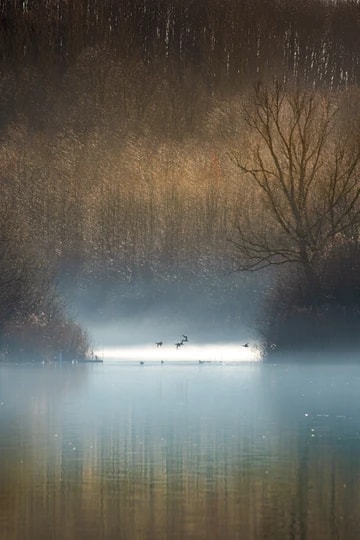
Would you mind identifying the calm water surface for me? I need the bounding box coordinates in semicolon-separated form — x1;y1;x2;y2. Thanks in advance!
1;360;360;539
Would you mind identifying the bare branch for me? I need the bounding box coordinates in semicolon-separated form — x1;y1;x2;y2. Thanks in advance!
228;81;360;273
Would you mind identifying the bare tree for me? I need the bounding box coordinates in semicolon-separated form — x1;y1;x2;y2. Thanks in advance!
228;81;360;282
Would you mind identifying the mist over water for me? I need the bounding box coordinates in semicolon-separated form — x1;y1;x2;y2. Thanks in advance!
88;312;259;362
100;342;261;363
87;311;260;363
1;2;360;538
77;274;263;365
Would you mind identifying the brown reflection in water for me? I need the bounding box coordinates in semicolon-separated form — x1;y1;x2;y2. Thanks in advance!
1;364;360;540
1;422;360;540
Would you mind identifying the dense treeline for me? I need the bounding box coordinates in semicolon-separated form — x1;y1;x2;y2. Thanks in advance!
229;82;360;350
1;0;360;89
1;1;360;355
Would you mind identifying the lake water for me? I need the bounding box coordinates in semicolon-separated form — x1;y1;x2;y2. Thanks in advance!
1;358;360;539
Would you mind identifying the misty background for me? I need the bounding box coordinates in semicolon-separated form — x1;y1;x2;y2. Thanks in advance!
1;0;360;356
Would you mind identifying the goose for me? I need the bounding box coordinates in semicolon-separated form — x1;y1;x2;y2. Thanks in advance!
155;341;163;347
175;342;183;349
182;335;188;342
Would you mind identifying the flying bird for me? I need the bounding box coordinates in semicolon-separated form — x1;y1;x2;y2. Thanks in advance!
182;335;188;342
243;343;249;347
155;341;163;347
175;342;183;349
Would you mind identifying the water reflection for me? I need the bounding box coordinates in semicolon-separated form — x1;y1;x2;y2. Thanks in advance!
1;361;360;539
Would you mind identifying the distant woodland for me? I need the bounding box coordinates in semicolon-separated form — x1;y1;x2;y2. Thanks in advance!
1;0;360;357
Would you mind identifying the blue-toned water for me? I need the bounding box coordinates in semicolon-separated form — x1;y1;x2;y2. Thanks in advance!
1;359;360;539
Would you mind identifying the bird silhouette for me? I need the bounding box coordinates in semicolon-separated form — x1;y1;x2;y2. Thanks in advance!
155;341;163;347
175;342;183;349
243;343;249;348
182;335;188;342
140;361;145;365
